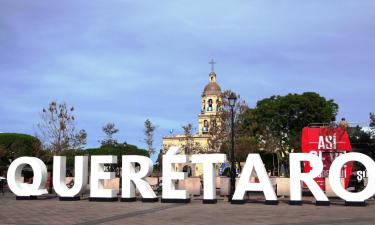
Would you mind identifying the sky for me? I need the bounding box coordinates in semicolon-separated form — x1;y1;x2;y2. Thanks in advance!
0;0;374;160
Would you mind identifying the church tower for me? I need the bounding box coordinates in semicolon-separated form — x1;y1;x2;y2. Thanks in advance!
161;59;224;175
198;59;222;135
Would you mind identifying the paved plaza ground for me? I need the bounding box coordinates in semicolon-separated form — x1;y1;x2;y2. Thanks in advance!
1;191;375;225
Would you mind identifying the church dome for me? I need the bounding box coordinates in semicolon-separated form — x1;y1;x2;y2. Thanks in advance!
202;72;221;96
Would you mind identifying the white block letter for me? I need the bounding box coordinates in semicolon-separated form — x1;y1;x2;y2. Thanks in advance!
290;153;328;202
329;153;375;202
122;155;156;199
7;157;48;197
90;155;117;198
192;154;226;200
233;154;277;201
53;156;88;197
162;147;188;200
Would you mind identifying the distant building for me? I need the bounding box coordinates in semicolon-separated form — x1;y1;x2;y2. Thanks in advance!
162;61;223;176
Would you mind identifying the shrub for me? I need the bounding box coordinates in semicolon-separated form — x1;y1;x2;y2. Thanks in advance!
0;133;44;167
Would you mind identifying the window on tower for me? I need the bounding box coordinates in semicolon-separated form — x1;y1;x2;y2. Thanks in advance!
207;99;213;111
202;120;209;133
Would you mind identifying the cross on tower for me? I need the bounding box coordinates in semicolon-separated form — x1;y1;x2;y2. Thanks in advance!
209;58;216;72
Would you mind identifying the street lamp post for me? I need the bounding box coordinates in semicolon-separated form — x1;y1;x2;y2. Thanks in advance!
228;93;237;201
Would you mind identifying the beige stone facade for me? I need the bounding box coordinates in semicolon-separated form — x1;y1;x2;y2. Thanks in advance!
162;69;223;176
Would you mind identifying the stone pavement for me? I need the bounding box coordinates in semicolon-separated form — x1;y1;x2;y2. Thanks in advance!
1;192;375;225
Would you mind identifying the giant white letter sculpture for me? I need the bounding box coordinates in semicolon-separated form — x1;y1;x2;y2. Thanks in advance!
53;156;88;200
7;157;48;199
192;154;226;203
289;153;329;205
89;155;118;201
232;154;278;204
121;155;157;202
161;146;189;203
329;153;375;206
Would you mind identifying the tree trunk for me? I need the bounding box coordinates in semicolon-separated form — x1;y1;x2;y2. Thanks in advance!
272;153;276;176
277;155;280;176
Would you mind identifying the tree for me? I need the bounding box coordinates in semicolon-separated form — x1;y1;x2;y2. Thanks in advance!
144;119;156;156
370;113;375;127
257;127;290;176
348;126;375;168
253;92;338;152
72;129;87;150
154;149;163;174
208;90;249;153
101;123;119;146
207;114;222;152
182;123;194;154
219;135;258;173
0;133;45;167
181;123;204;154
236;92;338;175
37;101;87;153
209;90;250;170
0;147;5;159
87;144;149;157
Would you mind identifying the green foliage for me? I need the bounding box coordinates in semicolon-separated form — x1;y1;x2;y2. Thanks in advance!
259;151;277;174
348;126;375;159
87;144;149;157
247;92;338;151
235;92;338;176
0;133;45;167
59;143;149;167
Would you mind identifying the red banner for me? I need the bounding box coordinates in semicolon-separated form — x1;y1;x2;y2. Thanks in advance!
301;127;352;190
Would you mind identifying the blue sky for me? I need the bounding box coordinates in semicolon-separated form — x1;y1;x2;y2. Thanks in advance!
1;1;374;159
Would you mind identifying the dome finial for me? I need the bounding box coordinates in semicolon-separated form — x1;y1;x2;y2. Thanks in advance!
208;58;216;72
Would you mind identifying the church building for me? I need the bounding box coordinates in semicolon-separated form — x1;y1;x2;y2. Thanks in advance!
162;60;223;176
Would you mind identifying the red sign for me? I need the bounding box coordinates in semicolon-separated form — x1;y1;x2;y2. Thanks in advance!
301;127;353;190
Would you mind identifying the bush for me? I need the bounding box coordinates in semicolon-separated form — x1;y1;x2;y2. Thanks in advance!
0;133;45;168
59;143;149;168
87;144;149;157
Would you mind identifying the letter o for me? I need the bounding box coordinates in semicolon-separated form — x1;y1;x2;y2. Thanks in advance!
329;153;375;202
